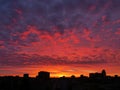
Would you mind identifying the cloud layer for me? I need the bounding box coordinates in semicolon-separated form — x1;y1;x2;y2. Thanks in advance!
0;0;120;76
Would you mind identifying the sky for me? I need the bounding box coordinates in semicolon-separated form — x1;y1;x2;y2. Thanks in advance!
0;0;120;77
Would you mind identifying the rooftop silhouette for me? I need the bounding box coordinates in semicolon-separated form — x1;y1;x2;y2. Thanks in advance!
0;69;120;90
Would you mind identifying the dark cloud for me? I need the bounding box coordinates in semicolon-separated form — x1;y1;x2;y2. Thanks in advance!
0;52;119;67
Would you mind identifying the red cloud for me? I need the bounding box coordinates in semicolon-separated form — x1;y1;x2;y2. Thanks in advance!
20;26;41;40
115;28;120;35
15;8;23;15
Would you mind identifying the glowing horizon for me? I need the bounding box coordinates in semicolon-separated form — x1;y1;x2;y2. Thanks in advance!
0;65;120;77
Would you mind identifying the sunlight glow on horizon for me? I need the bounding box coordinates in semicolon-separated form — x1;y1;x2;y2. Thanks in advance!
0;65;120;77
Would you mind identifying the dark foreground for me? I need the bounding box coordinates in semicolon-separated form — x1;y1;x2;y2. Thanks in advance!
0;76;120;90
0;70;120;90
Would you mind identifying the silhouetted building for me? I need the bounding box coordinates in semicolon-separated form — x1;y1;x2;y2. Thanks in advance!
80;74;88;79
89;69;106;79
102;69;106;77
0;70;120;90
71;75;75;78
37;71;50;79
115;75;118;78
23;74;29;78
